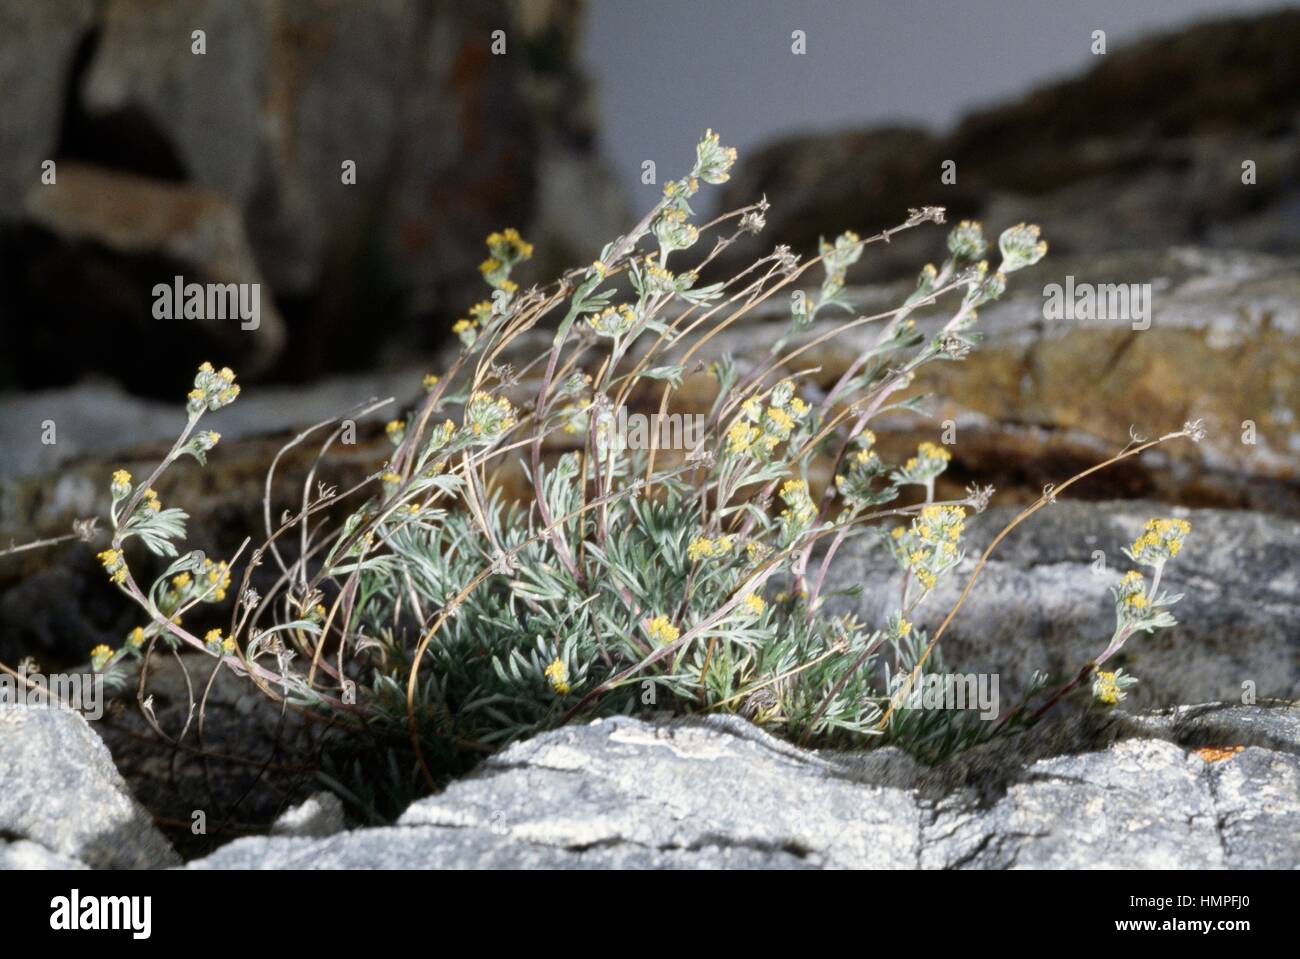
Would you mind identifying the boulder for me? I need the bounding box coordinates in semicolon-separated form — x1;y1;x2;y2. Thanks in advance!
0;704;179;868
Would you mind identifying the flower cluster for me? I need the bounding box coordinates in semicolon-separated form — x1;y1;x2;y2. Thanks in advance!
97;547;127;584
464;390;516;440
186;362;239;415
587;304;637;338
452;299;495;348
645;615;680;645
947;220;987;259
727;381;810;458
693;129;737;185
893;441;953;487
1125;517;1191;566
834;431;895;509
478;228;532;294
637;255;697;297
653;207;699;253
819;230;865;299
998;222;1049;273
687;534;736;562
204;628;237;655
962;259;1006;308
889;505;967;591
778;478;818;541
1092;667;1138;706
544;658;570;695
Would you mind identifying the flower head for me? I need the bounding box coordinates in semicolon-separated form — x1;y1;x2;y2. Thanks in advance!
998;223;1048;273
645;615;680;645
1127;518;1191;567
693;129;737;185
543;658;570;695
97;548;127;584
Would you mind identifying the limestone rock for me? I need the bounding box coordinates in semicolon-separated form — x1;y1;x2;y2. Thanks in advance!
0;704;179;868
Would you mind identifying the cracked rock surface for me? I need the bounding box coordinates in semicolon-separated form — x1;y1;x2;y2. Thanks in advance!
186;707;1300;869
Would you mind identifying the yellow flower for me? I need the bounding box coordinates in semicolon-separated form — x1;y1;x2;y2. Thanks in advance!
897;618;912;636
112;469;131;486
1094;671;1120;705
423;373;440;391
172;572;192;589
543;658;570;695
90;645;114;668
687;537;714;561
478;257;501;275
726;420;759;454
127;626;146;647
221;637;237;655
766;406;796;434
381;472;401;485
452;318;474;334
740;593;766;616
97;548;127;583
204;628;224;649
645;615;680;644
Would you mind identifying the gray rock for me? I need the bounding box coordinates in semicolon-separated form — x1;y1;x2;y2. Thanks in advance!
0;0;96;219
0;704;179;868
186;708;1300;869
271;792;346;840
823;500;1300;708
0;839;89;870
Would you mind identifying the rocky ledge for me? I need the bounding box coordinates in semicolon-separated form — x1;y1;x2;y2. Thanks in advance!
2;702;1296;869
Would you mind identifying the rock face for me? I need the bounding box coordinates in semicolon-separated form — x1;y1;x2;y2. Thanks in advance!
719;10;1300;282
823;500;1300;709
20;162;287;378
0;0;96;219
0;704;179;869
0;0;626;390
182;708;1300;869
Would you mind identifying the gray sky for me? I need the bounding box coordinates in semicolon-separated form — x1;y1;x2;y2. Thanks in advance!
584;0;1289;208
